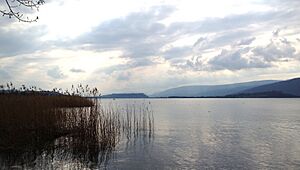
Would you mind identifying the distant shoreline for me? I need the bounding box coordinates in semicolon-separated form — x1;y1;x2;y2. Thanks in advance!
98;96;300;99
99;91;300;99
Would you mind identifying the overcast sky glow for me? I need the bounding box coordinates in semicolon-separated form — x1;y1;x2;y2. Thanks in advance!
0;0;300;94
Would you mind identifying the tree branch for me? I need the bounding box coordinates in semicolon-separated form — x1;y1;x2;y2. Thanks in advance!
0;0;44;22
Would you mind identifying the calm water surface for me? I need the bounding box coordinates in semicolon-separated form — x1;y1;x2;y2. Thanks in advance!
2;99;300;169
103;99;300;169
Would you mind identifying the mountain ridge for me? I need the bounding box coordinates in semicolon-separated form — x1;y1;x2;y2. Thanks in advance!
151;80;279;97
101;93;149;98
241;78;300;96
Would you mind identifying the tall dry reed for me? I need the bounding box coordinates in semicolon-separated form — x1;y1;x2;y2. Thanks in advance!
0;84;154;168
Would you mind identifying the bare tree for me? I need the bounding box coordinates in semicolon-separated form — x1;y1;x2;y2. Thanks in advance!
0;0;45;22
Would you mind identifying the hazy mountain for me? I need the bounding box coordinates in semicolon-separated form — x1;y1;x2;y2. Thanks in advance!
151;80;278;97
241;78;300;96
226;91;298;98
101;93;149;98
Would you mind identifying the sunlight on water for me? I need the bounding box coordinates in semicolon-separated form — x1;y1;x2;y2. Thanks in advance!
103;99;300;169
1;99;300;169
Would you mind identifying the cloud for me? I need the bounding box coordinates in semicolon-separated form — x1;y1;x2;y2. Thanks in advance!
73;6;287;71
1;1;300;93
268;0;300;9
74;3;300;65
174;46;271;72
70;68;85;73
76;5;175;58
98;58;156;76
2;3;296;62
174;56;205;71
208;48;270;71
165;12;277;36
162;46;192;60
76;6;288;58
47;66;66;79
0;69;11;79
272;28;281;37
116;71;132;81
0;26;47;57
252;38;298;62
174;31;300;72
236;37;256;46
193;31;255;52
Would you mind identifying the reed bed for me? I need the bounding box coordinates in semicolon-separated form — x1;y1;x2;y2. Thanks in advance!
53;99;154;168
0;94;92;150
0;84;154;168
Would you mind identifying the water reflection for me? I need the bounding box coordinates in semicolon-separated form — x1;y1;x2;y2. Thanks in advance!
0;101;154;169
1;99;300;169
153;99;300;169
0;134;154;169
1;135;118;169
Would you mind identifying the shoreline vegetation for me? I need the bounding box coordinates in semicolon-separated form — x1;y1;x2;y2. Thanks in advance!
0;83;154;168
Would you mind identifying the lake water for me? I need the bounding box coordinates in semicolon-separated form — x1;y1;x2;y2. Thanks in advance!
2;99;300;169
102;99;300;169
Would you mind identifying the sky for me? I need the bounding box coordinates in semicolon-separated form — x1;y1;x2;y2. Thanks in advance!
0;0;300;94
